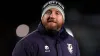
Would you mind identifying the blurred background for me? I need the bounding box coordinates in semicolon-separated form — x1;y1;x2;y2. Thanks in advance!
0;0;100;56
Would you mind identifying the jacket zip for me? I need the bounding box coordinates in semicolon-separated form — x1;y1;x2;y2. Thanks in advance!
55;39;58;56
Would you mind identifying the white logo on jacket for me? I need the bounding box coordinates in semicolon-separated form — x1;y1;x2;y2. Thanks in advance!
67;43;73;54
45;45;50;52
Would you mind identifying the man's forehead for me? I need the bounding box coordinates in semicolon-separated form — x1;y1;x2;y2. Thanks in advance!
47;8;60;12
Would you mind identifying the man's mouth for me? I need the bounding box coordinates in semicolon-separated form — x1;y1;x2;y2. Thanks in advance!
47;18;56;23
47;20;55;23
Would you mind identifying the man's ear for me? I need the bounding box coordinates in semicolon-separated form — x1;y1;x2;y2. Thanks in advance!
41;16;43;21
41;14;45;20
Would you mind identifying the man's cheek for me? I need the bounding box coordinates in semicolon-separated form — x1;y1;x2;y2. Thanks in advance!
57;21;63;26
44;15;49;18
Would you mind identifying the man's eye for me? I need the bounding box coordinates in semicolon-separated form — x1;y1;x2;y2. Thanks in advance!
56;12;59;15
56;12;61;15
46;11;51;15
56;12;60;15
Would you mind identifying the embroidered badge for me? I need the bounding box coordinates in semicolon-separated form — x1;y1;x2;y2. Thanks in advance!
67;43;73;54
45;45;50;52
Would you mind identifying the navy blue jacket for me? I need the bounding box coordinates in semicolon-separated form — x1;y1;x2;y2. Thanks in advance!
12;23;80;56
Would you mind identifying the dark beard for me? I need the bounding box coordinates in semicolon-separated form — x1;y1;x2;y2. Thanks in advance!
46;29;59;36
45;23;58;31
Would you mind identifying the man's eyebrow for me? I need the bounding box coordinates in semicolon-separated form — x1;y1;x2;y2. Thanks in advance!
47;9;51;12
56;10;60;12
45;10;51;13
56;10;61;14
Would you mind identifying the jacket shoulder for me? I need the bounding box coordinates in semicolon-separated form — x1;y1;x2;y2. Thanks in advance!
12;33;38;56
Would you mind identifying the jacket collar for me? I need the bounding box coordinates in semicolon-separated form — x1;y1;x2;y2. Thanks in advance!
37;22;68;41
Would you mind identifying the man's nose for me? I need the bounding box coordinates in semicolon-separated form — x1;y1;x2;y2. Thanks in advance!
49;12;56;18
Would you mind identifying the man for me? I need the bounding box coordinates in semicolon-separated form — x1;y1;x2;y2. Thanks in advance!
12;0;80;56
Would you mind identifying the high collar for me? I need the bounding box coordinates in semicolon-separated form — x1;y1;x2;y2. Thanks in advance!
37;22;68;41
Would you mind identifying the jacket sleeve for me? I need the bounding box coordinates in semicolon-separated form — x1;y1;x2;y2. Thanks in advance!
12;39;38;56
75;40;80;56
